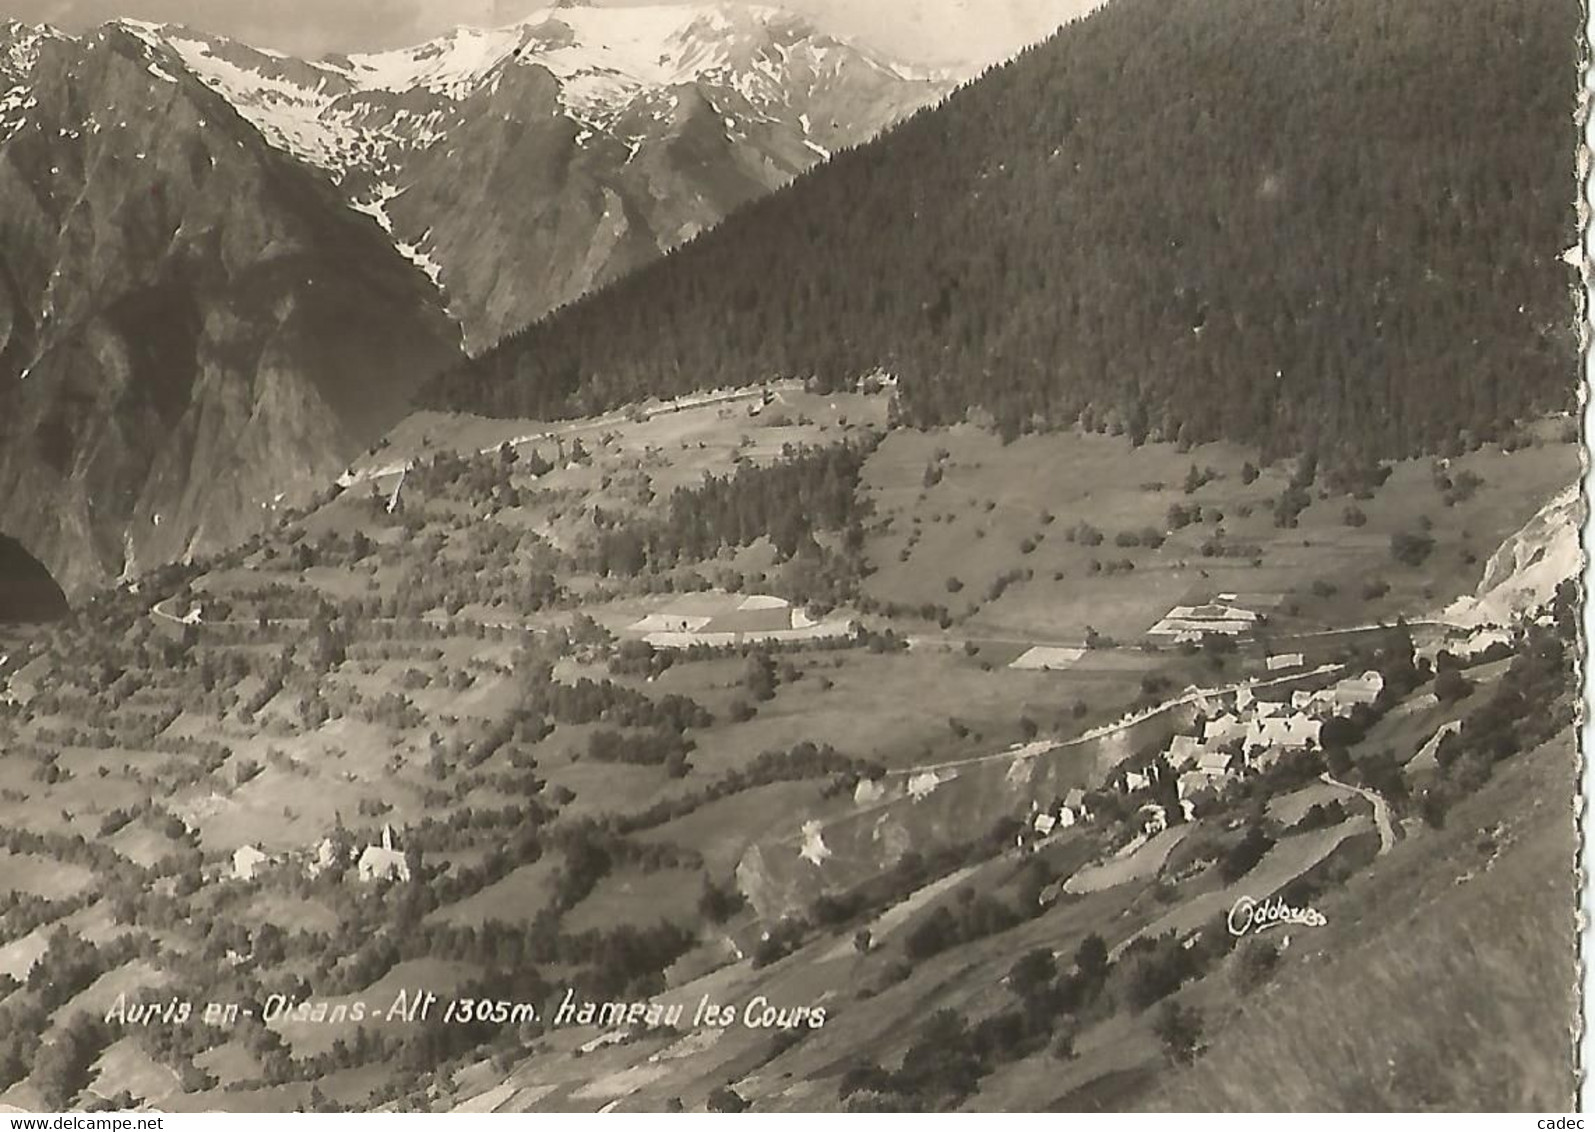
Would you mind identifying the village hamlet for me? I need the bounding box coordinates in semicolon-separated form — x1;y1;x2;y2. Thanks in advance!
0;0;1583;1118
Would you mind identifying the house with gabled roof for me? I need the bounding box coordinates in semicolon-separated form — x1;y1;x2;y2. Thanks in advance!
1243;715;1322;773
1205;713;1249;747
1059;787;1089;826
1180;750;1235;798
1167;734;1205;770
1196;750;1232;777
306;836;342;878
1245;715;1321;754
1148;601;1261;641
1327;670;1385;710
1294;716;1323;748
233;845;271;881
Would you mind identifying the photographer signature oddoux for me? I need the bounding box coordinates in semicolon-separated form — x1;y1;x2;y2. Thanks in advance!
1227;895;1327;937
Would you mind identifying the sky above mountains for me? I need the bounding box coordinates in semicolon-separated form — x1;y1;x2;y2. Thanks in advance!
3;0;1106;70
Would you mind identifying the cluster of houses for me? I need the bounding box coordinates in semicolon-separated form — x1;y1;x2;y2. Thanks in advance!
229;823;411;885
1016;787;1091;849
1128;669;1389;807
1012;663;1390;852
1416;624;1514;667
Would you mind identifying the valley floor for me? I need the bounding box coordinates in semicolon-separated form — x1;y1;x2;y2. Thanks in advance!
0;398;1580;1112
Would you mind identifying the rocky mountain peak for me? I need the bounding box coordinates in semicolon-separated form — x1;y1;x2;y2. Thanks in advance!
0;5;946;598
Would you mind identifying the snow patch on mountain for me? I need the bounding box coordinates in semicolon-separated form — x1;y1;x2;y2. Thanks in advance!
114;4;937;180
9;7;944;346
333;23;526;98
396;235;445;291
0;22;60;142
153;30;378;175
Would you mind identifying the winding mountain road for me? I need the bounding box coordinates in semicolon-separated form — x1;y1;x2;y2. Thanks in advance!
1321;772;1397;854
334;387;775;490
884;663;1344;779
152;596;548;637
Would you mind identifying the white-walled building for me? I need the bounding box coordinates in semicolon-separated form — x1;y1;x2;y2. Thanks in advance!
357;824;410;884
1328;670;1385;710
232;845;271;881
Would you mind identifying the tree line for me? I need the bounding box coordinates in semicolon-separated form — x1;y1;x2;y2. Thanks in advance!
420;0;1578;464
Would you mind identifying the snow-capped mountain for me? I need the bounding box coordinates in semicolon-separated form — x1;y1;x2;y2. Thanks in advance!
0;5;944;597
773;0;1107;76
115;4;952;348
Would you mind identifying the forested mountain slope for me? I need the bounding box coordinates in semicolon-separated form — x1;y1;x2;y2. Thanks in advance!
122;6;949;350
421;0;1580;462
0;8;945;598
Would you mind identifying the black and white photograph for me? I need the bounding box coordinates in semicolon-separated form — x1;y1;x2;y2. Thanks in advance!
0;0;1585;1116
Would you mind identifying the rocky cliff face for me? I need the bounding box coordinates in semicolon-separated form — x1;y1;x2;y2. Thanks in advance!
1444;483;1584;628
0;9;944;597
0;23;461;596
0;534;65;622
